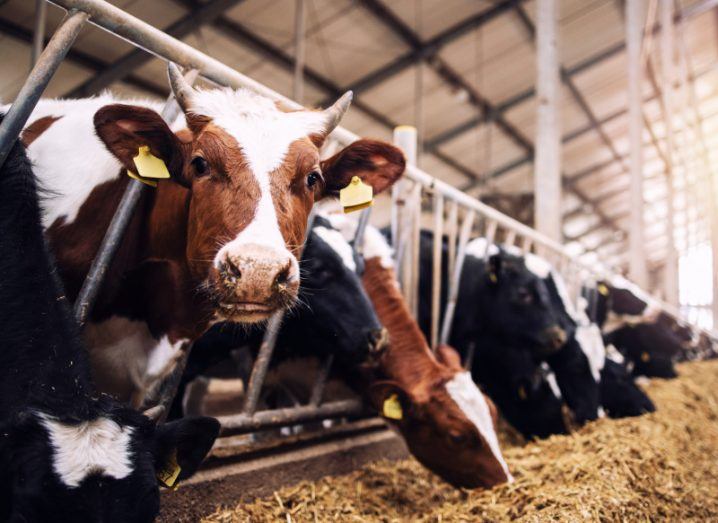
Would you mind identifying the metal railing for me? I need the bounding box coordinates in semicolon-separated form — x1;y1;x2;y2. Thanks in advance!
0;0;713;443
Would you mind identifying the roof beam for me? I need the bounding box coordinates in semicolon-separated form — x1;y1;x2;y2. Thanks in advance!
64;0;245;98
0;17;166;97
320;0;526;105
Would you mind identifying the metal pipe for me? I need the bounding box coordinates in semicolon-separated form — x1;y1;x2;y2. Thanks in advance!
0;10;88;169
73;69;198;325
292;0;306;103
627;0;648;287
219;399;366;436
31;0;48;68
439;210;476;345
446;199;458;276
353;207;372;255
241;211;317;416
431;193;444;349
309;355;334;407
409;183;422;318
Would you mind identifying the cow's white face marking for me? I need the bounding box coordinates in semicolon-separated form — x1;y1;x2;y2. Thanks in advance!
38;413;134;488
575;323;606;381
313;226;356;272
465;238;499;259
541;363;562;399
189;88;327;270
445;372;513;482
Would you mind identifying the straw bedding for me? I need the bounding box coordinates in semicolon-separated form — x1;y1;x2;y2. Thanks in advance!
203;360;718;522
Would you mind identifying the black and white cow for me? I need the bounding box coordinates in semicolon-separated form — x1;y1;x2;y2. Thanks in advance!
0;120;219;521
586;278;687;378
170;213;385;418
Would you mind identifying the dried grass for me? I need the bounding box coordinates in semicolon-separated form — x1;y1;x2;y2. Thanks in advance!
203;360;718;522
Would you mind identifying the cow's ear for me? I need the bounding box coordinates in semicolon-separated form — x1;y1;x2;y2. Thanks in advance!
94;104;191;188
319;139;405;199
367;380;413;422
435;344;463;372
153;416;219;485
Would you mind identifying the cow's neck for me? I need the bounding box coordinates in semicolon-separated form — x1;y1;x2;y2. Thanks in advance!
362;258;440;389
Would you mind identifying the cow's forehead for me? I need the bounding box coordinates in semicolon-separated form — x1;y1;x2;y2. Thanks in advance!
190;88;327;176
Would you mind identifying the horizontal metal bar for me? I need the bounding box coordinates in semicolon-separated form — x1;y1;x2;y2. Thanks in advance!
0;10;88;168
217;399;367;436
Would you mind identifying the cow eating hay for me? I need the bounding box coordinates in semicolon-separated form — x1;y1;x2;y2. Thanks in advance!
202;360;718;521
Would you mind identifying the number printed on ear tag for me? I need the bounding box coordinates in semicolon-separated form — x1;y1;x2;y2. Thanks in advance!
156;449;182;490
133;145;171;180
339;176;373;213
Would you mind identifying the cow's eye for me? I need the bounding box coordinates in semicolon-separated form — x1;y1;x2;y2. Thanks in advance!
448;432;466;446
517;287;533;304
192;156;209;176
306;169;322;188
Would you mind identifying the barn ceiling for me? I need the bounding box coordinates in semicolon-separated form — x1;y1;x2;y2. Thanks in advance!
1;0;717;272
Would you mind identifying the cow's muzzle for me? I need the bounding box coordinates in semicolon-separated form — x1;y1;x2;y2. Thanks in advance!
214;244;299;323
538;325;567;354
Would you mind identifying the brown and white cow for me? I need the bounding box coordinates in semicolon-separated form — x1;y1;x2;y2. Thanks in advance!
327;214;512;489
9;64;404;406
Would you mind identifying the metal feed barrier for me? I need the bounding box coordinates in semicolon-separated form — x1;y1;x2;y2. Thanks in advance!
0;0;713;442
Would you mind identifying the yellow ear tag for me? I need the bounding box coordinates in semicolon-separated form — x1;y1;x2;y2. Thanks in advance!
518;385;527;400
126;169;158;188
382;393;403;420
339;176;373;214
489;273;498;283
133;146;171;180
641;351;651;362
156;449;182;491
598;283;609;296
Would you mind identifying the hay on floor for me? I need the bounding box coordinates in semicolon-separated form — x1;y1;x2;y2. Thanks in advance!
203;360;718;522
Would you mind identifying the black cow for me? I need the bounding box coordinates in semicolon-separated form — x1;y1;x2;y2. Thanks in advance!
170;214;384;418
587;279;685;377
0;123;219;522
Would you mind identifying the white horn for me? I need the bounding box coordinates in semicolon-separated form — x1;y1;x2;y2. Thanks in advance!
167;62;195;113
323;91;353;135
143;404;166;424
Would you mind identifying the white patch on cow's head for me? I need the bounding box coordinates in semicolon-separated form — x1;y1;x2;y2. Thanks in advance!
524;253;552;279
445;372;513;482
38;413;134;487
192;88;327;270
465;238;499;259
323;212;395;268
575;324;606;382
541;364;563;399
313;226;356;272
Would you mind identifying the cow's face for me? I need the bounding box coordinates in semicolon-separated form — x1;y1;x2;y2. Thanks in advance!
0;407;218;522
288;217;385;362
483;253;566;354
93;65;404;324
371;346;512;489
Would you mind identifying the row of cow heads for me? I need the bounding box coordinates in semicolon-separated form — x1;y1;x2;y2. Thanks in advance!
93;63;405;325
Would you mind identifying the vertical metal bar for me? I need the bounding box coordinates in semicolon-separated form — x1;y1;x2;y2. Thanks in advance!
74;68;198;325
521;235;533;254
627;0;649;287
534;0;562;243
353;207;372;255
0;10;88;169
431;193;444;349
446;199;458;277
292;0;306;103
393;126;417;281
439;210;476;346
410;183;422;318
309;355;334;407
505;229;517;246
242;211;317;416
660;0;679;306
31;0;48;68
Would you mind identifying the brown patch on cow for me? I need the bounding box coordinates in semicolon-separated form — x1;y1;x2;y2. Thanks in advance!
269;137;321;254
21;115;62;146
361;258;510;489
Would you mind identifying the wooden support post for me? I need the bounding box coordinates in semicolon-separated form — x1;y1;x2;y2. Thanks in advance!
627;0;649;287
660;0;679;306
534;0;562;244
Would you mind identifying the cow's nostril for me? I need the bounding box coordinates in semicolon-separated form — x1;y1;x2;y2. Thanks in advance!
222;258;242;282
274;264;291;287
